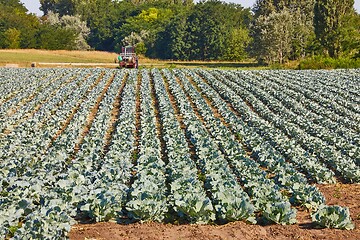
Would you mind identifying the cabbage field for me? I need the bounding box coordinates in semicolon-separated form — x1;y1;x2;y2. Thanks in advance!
0;68;359;238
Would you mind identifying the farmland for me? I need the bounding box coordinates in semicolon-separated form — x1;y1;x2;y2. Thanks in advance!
0;68;359;239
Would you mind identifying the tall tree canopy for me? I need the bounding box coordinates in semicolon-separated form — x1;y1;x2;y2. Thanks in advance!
252;0;315;63
154;0;252;60
37;0;253;60
314;0;356;57
0;0;81;50
1;0;358;63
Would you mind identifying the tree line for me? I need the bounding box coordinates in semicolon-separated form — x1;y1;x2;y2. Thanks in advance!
1;0;359;64
0;0;86;50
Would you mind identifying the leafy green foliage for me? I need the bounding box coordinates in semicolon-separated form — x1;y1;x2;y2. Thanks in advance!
298;56;360;69
251;0;316;64
2;28;21;49
314;0;355;58
36;23;77;50
0;0;80;50
223;27;252;61
312;205;355;230
0;68;358;238
262;202;297;225
0;0;39;49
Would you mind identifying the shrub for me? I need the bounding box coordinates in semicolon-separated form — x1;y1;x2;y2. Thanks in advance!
298;56;360;69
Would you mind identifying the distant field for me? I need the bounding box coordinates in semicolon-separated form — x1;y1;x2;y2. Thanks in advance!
0;49;117;67
0;49;262;69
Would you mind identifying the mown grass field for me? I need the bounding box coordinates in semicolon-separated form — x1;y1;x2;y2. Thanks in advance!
0;49;263;69
0;49;117;66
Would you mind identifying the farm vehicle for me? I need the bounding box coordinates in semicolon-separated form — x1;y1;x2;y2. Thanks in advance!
117;46;138;69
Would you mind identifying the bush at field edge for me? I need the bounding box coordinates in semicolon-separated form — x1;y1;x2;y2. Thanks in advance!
298;56;360;70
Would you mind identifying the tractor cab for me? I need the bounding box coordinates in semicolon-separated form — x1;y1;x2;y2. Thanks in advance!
118;46;138;68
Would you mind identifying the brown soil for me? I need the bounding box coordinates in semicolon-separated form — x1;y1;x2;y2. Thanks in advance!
69;181;359;240
73;72;115;155
5;73;60;117
49;71;102;146
103;73;128;156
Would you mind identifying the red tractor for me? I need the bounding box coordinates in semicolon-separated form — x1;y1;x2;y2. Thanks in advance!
118;46;138;68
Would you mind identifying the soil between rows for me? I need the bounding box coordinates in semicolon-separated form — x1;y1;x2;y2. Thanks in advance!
69;184;360;240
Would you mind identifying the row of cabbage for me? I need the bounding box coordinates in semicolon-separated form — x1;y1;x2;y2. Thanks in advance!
231;71;359;165
251;70;359;165
0;68;357;239
0;70;76;132
277;70;360;117
185;69;327;210
184;69;355;229
162;69;256;223
1;69;126;238
150;69;215;223
0;69;101;178
252;71;359;154
125;70;168;221
199;70;334;183
173;69;298;224
9;70;117;238
163;68;354;229
210;70;360;182
0;69;52;117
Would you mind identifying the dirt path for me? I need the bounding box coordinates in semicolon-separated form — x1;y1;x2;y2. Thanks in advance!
69;183;360;240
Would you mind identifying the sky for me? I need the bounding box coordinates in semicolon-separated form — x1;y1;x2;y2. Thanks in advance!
21;0;360;16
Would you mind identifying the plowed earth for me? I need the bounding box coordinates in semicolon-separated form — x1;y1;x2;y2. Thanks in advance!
69;184;360;240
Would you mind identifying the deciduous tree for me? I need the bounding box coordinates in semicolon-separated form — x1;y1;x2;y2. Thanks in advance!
223;27;252;61
314;0;355;58
252;8;293;64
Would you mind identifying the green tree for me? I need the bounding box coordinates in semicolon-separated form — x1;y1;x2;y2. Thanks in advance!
154;0;251;60
338;12;360;58
314;0;355;58
154;13;189;59
118;6;174;57
40;0;75;16
75;0;131;51
3;28;21;49
36;23;76;49
0;0;28;12
184;0;233;60
253;0;276;17
252;8;293;64
252;0;315;61
0;0;40;49
127;0;193;7
223;27;252;61
46;11;90;50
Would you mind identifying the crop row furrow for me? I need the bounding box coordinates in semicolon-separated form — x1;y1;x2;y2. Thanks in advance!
213;70;360;183
271;70;360;112
0;70;71;128
288;70;360;105
0;69;53;115
198;69;335;184
258;71;360;131
191;69;326;210
247;71;359;146
55;70;128;223
151;69;215;223
0;70;99;176
0;70;112;237
230;71;359;165
125;70;168;222
0;68;356;238
175;69;297;225
163;69;256;224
